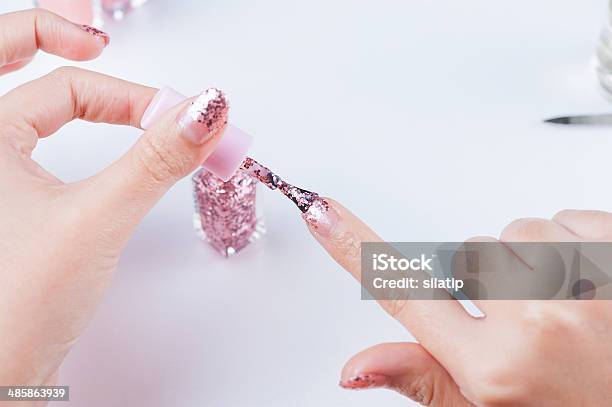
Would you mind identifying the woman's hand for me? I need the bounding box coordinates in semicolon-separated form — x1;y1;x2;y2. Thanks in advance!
304;200;612;406
0;9;228;388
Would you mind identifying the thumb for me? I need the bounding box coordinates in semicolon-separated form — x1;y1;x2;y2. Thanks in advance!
78;88;228;244
340;342;473;406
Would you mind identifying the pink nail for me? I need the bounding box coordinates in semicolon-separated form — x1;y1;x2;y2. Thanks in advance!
179;88;229;145
339;373;389;390
79;25;110;47
302;198;339;238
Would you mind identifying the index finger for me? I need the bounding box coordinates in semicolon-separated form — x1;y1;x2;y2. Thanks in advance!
302;198;478;363
0;67;156;154
0;8;108;73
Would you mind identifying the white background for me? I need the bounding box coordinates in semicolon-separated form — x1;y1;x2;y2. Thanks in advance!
0;0;609;405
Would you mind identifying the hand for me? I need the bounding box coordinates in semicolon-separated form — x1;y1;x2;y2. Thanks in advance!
0;9;228;389
304;200;612;406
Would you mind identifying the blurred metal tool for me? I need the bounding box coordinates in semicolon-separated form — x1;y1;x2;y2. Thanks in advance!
544;113;612;125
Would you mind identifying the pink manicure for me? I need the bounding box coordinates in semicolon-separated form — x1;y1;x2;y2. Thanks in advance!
79;25;110;47
339;373;389;390
179;88;229;145
302;198;339;238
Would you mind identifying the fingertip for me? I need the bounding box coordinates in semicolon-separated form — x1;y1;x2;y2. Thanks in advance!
78;24;110;49
32;9;109;61
340;342;471;405
56;23;109;61
341;342;427;382
302;197;341;239
339;373;390;390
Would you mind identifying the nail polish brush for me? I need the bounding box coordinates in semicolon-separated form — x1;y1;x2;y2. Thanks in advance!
141;87;324;214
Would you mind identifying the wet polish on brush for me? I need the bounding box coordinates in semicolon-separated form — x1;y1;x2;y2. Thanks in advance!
339;373;389;390
240;157;338;236
241;157;319;212
79;24;110;46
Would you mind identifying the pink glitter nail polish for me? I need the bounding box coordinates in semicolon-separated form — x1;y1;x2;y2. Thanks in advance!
192;168;265;257
339;373;389;390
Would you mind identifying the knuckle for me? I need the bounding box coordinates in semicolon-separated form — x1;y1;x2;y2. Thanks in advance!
397;376;434;405
30;7;54;21
134;135;187;183
471;367;531;406
500;218;551;241
48;66;81;82
552;208;576;222
385;299;410;320
521;302;578;340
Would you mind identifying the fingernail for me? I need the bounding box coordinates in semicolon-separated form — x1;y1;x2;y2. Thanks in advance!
339;373;389;390
302;198;339;238
79;25;110;47
179;88;229;145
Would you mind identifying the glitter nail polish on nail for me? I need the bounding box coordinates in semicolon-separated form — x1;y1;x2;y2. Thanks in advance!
302;198;338;237
79;24;110;46
192;168;265;257
180;88;229;144
339;373;389;390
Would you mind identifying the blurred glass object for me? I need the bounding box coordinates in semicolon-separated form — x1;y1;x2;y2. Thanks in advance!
34;0;96;25
101;0;149;21
34;0;149;26
595;1;612;98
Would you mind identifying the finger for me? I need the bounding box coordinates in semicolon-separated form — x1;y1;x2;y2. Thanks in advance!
499;217;578;272
453;236;527;312
340;342;473;406
552;209;612;240
0;67;156;154
302;198;477;365
0;9;108;73
76;88;229;247
500;218;580;300
500;217;580;242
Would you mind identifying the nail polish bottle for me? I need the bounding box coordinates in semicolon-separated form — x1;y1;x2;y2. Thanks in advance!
101;0;149;21
34;0;149;26
192;167;266;257
141;87;265;257
35;0;98;26
594;0;612;99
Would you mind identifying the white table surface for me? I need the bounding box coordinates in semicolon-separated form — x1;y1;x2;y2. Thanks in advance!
0;0;609;405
